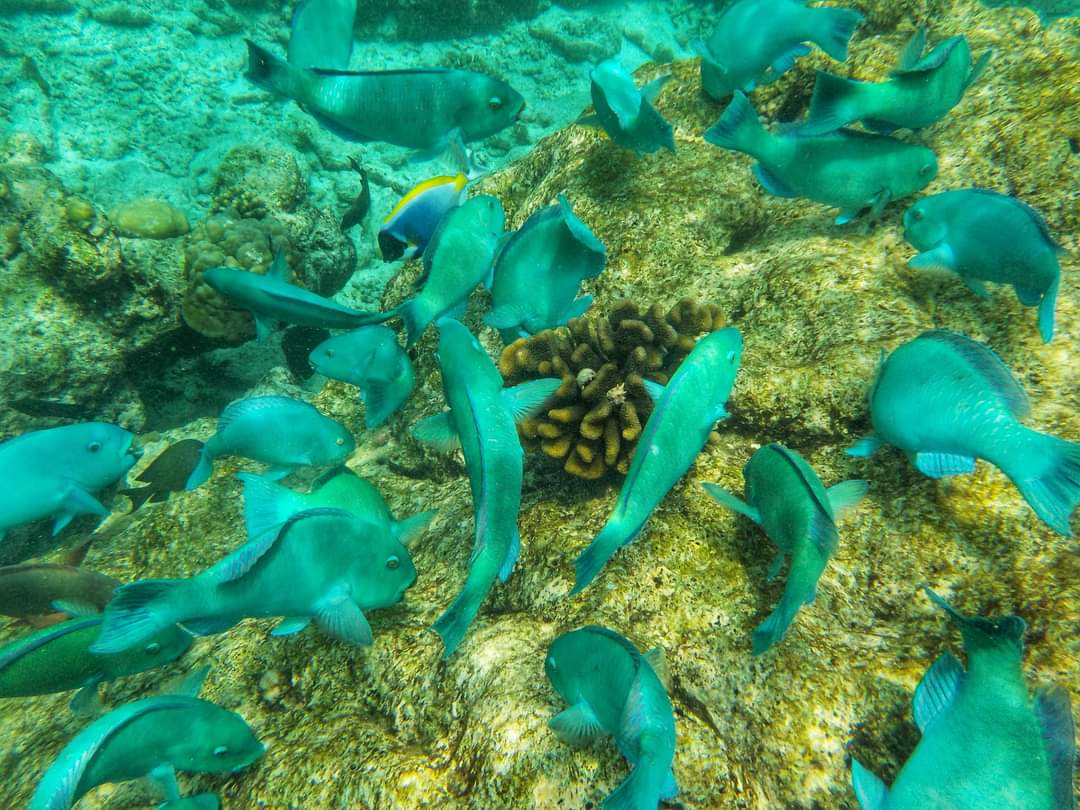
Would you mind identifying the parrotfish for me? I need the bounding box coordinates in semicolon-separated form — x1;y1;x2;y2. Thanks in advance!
0;615;191;713
0;422;141;544
91;508;415;653
411;319;560;656
121;439;205;510
801;28;992;136
287;0;356;71
703;443;867;654
245;40;525;152
545;626;677;810
378;174;468;262
185;396;355;491
705;91;937;224
579;60;675;156
308;326;416;427
484;193;606;341
980;0;1079;25
29;667;264;810
0;560;118;622
903;189;1065;343
848;330;1080;535
571;328;743;594
201;249;374;343
851;588;1076;809
696;0;863;100
340;156;370;233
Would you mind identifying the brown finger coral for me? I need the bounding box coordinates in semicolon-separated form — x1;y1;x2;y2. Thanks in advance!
499;298;725;479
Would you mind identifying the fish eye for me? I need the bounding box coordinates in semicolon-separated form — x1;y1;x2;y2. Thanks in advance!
325;349;335;358
213;745;229;757
911;209;924;222
335;437;345;447
144;642;161;656
87;441;102;453
386;555;400;570
726;350;736;363
488;96;504;111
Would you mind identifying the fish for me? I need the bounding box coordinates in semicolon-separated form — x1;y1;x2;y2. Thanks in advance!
850;588;1076;809
368;194;506;347
201;248;375;343
28;667;264;810
571;327;743;595
980;0;1079;25
696;0;863;101
91;508;416;654
0;423;141;544
0;615;192;714
411;319;560;656
308;326;416;427
7;398;92;420
705;91;938;224
801;28;992;136
902;188;1065;343
244;40;525;152
378;173;468;262
484;193;606;341
703;443;867;654
0;559;119;622
545;625;677;810
237;465;436;549
287;0;356;71
578;60;675;156
120;439;205;510
185;396;355;491
340;156;370;233
847;330;1080;536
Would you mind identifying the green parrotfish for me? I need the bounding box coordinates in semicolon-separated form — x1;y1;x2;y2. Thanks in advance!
703;443;867;654
851;588;1076;809
571;327;743;594
579;60;675;156
848;330;1080;535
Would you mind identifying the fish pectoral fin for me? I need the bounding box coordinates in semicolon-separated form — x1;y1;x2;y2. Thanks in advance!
148;763;181;803
483;304;527;330
751;164;797;198
411;412;460;451
834;207;862;225
393;510;438;547
1013;284;1042;307
253;313;275;344
181;615;241;635
557;295;594;324
768;43;811;77
641;74;671;104
702;482;761;524
913;452;976;479
498;529;521;583
851;759;888;809
642;379;665;404
271;616;311;637
642;646;671;692
896;25;927;70
69;678;103;717
267;248;290;282
1034;684;1077;810
868;188;891;218
963;277;992;299
907;242;957;275
316;597;373;646
262;466;294;481
549;701;604;746
576;112;601;129
55;486;110;534
846;434;881;458
826;479;869;518
502;379;562;422
51;599;101;617
965;48;993;90
912;651;964;732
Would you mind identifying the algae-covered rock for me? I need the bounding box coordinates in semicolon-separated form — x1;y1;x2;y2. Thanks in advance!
110;197;189;239
211;145;306;219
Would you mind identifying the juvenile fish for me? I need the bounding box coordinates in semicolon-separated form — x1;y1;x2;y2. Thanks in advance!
185;396;355;491
546;626;677;810
703;443;867;654
848;330;1080;535
339;157;370;233
705;91;937;224
378;174;467;262
287;0;355;71
851;588;1075;809
0;423;141;544
696;0;863;100
120;439;205;510
309;326;416;427
0;562;119;621
903;188;1065;343
801;29;991;135
484;193;606;341
571;328;743;594
579;60;675;155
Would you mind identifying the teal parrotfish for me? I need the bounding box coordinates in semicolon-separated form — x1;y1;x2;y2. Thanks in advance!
28;667;264;810
121;439;205;510
703;443;867;654
0;422;140;544
0;615;192;714
696;0;863;101
309;326;416;427
287;0;355;71
571;327;744;595
847;330;1080;535
484;193;606;341
903;188;1065;343
705;91;938;224
411;319;560;656
851;588;1076;809
378;173;468;262
579;60;675;156
801;28;992;136
201;249;374;343
545;626;678;810
185;396;355;491
91;507;416;654
244;40;525;152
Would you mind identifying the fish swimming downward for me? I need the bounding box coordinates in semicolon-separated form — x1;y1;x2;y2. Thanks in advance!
579;59;675;155
703;443;867;654
848;330;1080;535
571;327;743;594
851;588;1076;809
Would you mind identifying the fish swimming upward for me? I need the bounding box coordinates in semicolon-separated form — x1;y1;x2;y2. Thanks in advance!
545;626;677;810
378;174;468;262
848;330;1080;535
851;588;1076;809
579;60;675;156
571;327;743;595
703;443;867;654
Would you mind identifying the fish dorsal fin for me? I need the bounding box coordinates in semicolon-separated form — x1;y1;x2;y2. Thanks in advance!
550;700;604;746
765;443;835;519
218;396;302;433
851;760;888;809
267;249;290;282
0;616;102;673
592;60;641;130
918;331;1030;417
912;652;964;731
892;36;962;76
896;25;927;70
1034;684;1077;810
642;646;671;691
214;507;353;583
580;625;643;664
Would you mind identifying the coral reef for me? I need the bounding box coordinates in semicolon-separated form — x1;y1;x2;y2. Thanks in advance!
210;145;306;220
500;298;725;478
110;197;189;239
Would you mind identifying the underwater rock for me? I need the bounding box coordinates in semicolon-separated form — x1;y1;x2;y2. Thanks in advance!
528;17;622;63
211;145;306;220
110;197;190;239
355;0;543;38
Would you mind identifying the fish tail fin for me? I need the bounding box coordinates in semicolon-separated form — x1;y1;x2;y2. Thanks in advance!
90;579;184;654
238;471;303;544
1037;274;1059;343
119;485;156;511
811;6;864;62
603;762;662;810
570;520;638;596
1002;430;1080;536
703;91;768;159
185;444;214;490
751;587;807;655
802;70;863;135
923;587;1026;659
430;580;489;658
752;545;829;655
244;40;292;93
396;299;432;348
